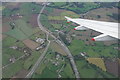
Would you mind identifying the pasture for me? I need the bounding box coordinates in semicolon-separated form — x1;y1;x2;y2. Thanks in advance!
33;48;74;78
68;39;118;58
5;19;34;40
50;41;67;56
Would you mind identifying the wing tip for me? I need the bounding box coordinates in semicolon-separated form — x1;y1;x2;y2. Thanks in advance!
91;38;95;41
64;16;71;19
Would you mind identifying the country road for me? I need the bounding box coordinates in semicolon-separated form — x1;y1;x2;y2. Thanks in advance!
25;34;50;78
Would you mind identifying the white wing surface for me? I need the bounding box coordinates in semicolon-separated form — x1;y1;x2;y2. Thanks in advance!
65;16;119;41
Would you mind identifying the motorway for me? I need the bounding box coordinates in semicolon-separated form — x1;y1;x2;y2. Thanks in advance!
37;4;80;79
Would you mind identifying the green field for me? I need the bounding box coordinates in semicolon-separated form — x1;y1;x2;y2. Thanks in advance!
2;36;43;77
29;28;46;41
3;60;24;78
2;36;25;66
3;2;43;40
48;11;79;20
5;19;34;40
76;59;114;78
68;40;118;58
49;2;101;14
33;48;75;78
23;51;42;70
5;28;27;40
2;36;24;77
33;67;58;78
41;7;79;32
61;63;75;78
2;2;44;78
2;2;119;78
51;24;61;29
2;3;42;17
44;7;53;14
51;2;66;7
15;19;33;37
49;2;118;14
76;60;97;78
40;14;55;32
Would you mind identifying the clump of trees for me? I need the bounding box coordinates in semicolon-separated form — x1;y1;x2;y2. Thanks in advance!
59;33;70;46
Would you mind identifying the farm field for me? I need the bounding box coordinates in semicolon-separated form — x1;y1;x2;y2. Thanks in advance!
15;19;33;37
40;7;80;32
2;2;119;78
49;2;101;14
2;35;44;78
81;7;119;22
3;60;24;78
48;10;79;20
23;39;39;50
2;36;25;66
49;2;119;14
5;28;28;40
23;50;44;70
104;59;119;77
3;19;35;40
76;60;97;78
87;58;106;71
2;2;46;78
76;59;114;78
33;48;75;78
50;41;67;56
68;39;118;58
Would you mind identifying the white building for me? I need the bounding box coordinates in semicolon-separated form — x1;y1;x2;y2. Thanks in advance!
9;57;16;63
9;46;18;50
36;37;45;44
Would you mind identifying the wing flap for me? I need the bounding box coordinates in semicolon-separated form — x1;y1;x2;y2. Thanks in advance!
74;26;89;30
93;34;117;41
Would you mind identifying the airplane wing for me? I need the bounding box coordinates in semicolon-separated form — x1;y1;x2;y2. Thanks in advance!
65;16;119;41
